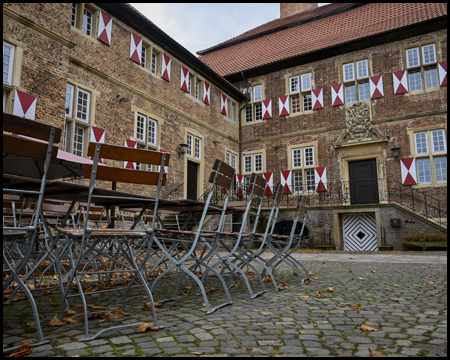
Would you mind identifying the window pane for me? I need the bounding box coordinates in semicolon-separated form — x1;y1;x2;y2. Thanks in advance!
422;44;436;65
254;103;262;121
293;171;303;193
304;147;314;167
232;154;237;170
73;126;84;157
301;73;311;91
417;158;431;183
147;118;157;146
305;169;315;192
408;70;422;92
3;42;14;85
253;85;262;101
71;3;77;27
414;132;428;154
290;76;299;93
244;155;252;173
140;46;146;68
345;84;356;103
303;93;312;111
194;137;201;159
406;47;420;68
65;84;74;117
431;129;446;153
245;105;252;123
292;148;302;168
356;60;369;79
424;67;439;89
82;8;92;36
359;81;370;101
187;134;193;156
76;89;90;122
434;157;447;182
136;114;146;142
254;154;263;172
151;52;157;74
291;95;300;113
343;63;354;82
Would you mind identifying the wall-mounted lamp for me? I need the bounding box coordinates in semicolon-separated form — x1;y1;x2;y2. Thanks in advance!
391;147;400;162
178;143;189;157
116;94;129;103
213;140;221;145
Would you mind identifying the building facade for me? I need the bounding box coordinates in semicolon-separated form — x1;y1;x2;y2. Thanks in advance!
3;3;447;249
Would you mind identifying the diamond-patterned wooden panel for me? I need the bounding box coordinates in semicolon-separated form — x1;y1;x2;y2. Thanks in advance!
343;214;378;251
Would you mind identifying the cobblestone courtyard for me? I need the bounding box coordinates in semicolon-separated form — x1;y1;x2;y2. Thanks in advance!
3;252;447;357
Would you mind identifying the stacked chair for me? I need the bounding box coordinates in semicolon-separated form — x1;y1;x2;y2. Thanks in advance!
3;113;62;351
56;142;170;341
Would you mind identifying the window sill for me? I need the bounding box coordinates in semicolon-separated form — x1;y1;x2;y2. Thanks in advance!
134;63;164;81
413;182;447;189
70;26;98;44
184;92;205;106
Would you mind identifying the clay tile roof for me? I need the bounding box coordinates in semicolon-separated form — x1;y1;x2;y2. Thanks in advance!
198;3;447;77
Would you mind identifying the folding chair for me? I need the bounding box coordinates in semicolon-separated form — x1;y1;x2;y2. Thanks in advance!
56;142;169;341
149;159;236;314
262;195;311;285
205;173;269;298
3;113;62;351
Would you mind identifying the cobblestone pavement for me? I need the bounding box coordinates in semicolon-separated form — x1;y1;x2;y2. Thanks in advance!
3;251;447;357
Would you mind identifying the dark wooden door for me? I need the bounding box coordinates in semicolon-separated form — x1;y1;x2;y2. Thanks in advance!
348;159;379;204
187;161;198;200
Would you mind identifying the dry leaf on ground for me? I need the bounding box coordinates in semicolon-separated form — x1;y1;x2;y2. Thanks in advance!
26;321;35;326
369;348;388;357
361;324;380;331
371;270;377;273
315;291;322;297
5;342;33;357
48;314;66;326
354;303;364;310
327;287;334;292
300;295;309;299
308;271;314;276
299;330;307;334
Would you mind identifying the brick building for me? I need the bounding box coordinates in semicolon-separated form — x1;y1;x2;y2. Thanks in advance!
3;3;447;249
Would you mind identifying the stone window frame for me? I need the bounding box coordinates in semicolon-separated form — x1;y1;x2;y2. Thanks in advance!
185;68;205;105
2;37;25;114
242;149;266;194
222;93;238;123
287;141;318;194
71;3;100;40
402;40;441;95
409;125;447;187
183;128;205;199
140;40;163;78
285;70;314;115
226;149;238;172
242;83;264;124
338;56;372;104
64;81;99;157
186;132;203;161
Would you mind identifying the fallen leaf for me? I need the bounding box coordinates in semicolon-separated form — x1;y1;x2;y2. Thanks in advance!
109;310;126;319
361;324;380;331
50;302;61;306
427;282;435;284
182;286;195;290
5;342;33;357
300;295;309;299
308;271;314;276
303;279;310;285
369;348;388;357
314;277;319;280
278;282;287;290
244;270;255;275
65;316;84;324
299;330;307;334
65;309;77;315
142;295;148;299
136;323;153;333
190;352;203;355
354;304;364;310
338;304;347;308
348;269;353;273
327;287;334;292
393;284;402;287
26;321;35;326
48;314;66;326
315;291;322;297
371;270;377;273
88;305;106;310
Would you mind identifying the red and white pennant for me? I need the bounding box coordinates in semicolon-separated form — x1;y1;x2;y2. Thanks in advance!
331;84;344;106
400;158;417;186
263;172;273;195
129;32;142;64
279;95;289;116
262;99;272;119
180;66;189;92
97;10;112;46
13;90;37;120
280;170;292;194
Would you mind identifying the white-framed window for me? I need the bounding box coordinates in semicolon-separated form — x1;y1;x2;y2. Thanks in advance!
291;145;316;193
243;152;263;174
289;72;313;113
135;113;158;148
140;42;161;76
3;42;15;85
405;43;439;92
226;151;237;171
64;83;93;156
187;133;201;160
413;129;447;184
342;59;370;103
243;84;264;122
71;3;98;38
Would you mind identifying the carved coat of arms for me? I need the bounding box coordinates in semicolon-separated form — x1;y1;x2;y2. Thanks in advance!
346;102;371;140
